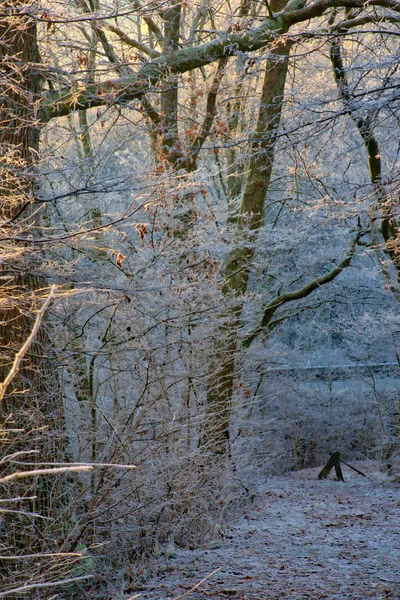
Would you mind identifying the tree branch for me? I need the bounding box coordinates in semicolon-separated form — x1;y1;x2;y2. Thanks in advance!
331;14;400;30
38;11;287;122
38;0;400;123
131;0;164;44
105;23;161;58
92;24;133;75
243;232;360;347
0;286;57;403
188;56;228;169
139;94;162;123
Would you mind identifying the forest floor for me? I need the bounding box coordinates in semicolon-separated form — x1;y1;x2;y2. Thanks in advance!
124;462;400;600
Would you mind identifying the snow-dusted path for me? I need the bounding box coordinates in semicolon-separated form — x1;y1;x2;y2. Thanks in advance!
127;463;400;599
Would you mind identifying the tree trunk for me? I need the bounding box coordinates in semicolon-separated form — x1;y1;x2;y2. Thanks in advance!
0;3;70;591
160;2;182;166
202;40;293;453
330;37;400;298
0;2;42;380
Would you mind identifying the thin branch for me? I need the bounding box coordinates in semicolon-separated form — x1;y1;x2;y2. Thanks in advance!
0;496;36;503
0;450;39;465
10;461;136;469
189;56;228;168
21;8;139;23
173;568;221;600
332;13;400;30
130;0;164;44
105;24;160;58
0;466;94;484
0;575;93;598
0;286;57;403
243;231;361;346
0;552;83;560
93;25;134;75
0;193;152;244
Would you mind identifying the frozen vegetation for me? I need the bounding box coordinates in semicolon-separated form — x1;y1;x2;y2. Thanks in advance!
1;1;400;598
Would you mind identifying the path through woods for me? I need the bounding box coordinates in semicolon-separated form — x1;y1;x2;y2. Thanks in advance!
124;462;400;600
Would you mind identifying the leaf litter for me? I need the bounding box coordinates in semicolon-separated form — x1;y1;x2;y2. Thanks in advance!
125;462;400;600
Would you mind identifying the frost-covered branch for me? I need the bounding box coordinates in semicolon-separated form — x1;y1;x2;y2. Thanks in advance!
243;232;361;346
39;0;400;122
0;286;57;403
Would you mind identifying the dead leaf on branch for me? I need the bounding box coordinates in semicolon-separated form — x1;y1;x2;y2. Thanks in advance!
116;252;124;268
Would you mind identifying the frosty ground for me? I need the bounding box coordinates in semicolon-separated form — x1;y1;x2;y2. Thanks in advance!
124;462;400;600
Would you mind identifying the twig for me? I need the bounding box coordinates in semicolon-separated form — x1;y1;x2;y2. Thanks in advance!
0;575;93;597
0;285;57;403
0;450;39;465
0;465;93;484
9;461;136;469
0;496;36;503
173;568;221;600
339;459;367;478
0;509;51;520
0;552;83;560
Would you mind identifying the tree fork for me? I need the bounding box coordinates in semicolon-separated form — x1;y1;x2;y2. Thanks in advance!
202;40;293;454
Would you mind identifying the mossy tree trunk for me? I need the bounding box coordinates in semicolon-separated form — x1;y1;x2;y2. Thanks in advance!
202;40;293;453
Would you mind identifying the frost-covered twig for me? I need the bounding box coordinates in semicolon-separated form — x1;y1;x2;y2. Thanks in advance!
173;568;221;600
0;285;57;403
0;575;93;597
0;465;93;484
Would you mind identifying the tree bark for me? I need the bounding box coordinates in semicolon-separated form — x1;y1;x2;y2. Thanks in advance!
0;3;46;400
160;2;182;166
0;3;69;589
202;41;293;453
